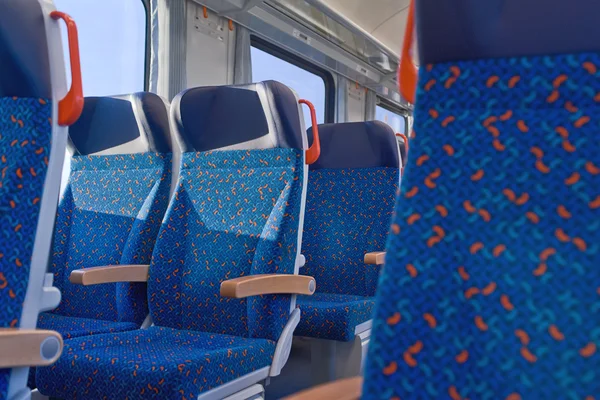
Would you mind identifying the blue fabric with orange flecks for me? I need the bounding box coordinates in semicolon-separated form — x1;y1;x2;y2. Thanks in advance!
0;97;51;397
42;152;172;324
296;293;375;341
28;314;140;388
363;52;600;399
37;313;138;340
29;152;172;389
296;167;397;341
38;326;276;399
37;148;305;398
149;148;304;341
29;315;141;387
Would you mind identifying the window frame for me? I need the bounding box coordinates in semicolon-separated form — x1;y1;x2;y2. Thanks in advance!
141;0;151;91
250;36;335;124
376;97;409;134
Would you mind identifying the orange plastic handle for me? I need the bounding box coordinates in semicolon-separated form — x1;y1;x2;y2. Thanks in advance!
399;0;417;104
300;99;320;165
50;11;84;126
396;133;409;154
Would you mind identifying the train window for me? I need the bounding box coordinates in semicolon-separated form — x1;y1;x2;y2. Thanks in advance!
54;0;148;95
376;103;407;135
251;38;334;129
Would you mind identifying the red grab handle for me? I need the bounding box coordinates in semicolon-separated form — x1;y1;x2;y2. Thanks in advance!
300;99;320;165
396;133;409;155
50;11;84;126
399;0;417;104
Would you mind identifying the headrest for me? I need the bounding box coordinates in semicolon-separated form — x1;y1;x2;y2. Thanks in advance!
171;80;305;152
68;92;172;155
69;92;171;155
0;0;51;98
417;0;600;63
307;121;399;170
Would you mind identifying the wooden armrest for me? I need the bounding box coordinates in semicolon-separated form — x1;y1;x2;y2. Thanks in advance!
69;265;150;285
283;377;363;400
220;274;316;298
0;328;63;368
364;251;386;265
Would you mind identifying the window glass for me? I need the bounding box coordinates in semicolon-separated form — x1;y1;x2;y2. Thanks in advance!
54;0;146;96
376;104;406;134
251;46;326;130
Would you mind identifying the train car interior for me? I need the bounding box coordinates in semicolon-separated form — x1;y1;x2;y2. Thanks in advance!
0;0;598;399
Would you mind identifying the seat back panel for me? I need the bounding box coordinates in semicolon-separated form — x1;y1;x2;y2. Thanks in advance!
0;97;52;392
149;148;304;341
301;122;400;299
302;167;398;297
363;51;600;399
51;153;171;323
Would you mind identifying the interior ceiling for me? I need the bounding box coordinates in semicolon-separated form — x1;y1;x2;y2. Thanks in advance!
320;0;409;56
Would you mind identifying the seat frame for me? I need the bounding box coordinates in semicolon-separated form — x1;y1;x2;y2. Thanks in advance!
7;1;70;399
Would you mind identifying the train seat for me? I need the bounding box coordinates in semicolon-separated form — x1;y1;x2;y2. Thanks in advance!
285;0;600;396
30;92;175;388
0;0;82;398
293;121;399;386
37;93;173;336
363;1;600;398
297;121;399;342
36;81;318;399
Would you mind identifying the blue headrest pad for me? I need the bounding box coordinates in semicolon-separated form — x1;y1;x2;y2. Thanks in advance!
69;92;172;155
172;80;304;152
417;0;600;63
307;121;399;170
0;0;51;98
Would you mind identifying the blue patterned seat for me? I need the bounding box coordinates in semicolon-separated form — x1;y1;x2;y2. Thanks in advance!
36;312;139;340
363;2;600;399
0;1;78;398
40;326;276;399
28;93;175;388
296;293;375;342
296;122;400;342
37;81;313;399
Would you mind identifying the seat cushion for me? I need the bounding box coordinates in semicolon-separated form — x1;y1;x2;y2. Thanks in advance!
38;312;139;339
28;313;141;388
295;293;375;341
36;326;276;399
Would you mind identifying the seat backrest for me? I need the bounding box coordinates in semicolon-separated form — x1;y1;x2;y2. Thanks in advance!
151;81;308;341
0;0;74;397
363;3;600;399
302;121;400;297
50;93;174;326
